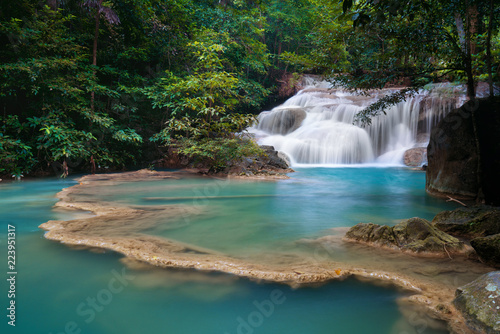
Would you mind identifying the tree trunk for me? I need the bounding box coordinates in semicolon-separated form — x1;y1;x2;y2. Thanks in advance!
90;155;96;174
455;10;476;100
467;4;479;55
47;0;58;10
486;0;494;97
465;2;478;99
91;1;104;113
62;158;69;177
465;53;476;100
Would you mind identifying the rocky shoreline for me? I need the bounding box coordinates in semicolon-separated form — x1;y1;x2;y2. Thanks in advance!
343;207;500;333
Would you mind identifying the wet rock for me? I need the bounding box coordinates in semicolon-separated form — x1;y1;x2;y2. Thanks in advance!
345;218;464;255
426;101;479;200
454;271;500;333
226;145;293;178
345;222;376;240
426;97;500;205
403;147;427;167
470;234;500;267
277;151;291;168
432;207;500;239
260;146;291;170
257;108;307;135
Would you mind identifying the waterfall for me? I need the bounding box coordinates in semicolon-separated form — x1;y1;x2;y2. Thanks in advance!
249;78;461;166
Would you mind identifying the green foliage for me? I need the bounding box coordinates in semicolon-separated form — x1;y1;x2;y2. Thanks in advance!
0;116;35;177
353;88;419;126
176;136;265;172
142;30;257;145
328;0;500;121
0;5;143;176
13;0;498;174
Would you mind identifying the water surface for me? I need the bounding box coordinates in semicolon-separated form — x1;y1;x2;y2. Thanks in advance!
0;170;453;334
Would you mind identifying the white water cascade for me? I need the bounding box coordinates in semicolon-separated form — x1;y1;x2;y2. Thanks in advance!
249;79;462;166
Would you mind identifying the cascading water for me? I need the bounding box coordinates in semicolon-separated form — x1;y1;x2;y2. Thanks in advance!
249;78;462;166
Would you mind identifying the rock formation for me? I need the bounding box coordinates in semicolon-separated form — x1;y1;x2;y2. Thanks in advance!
426;101;480;199
432;207;500;267
432;207;500;239
226;145;293;177
470;235;500;267
345;217;465;256
256;108;307;135
426;97;500;205
454;271;500;333
403;147;427;167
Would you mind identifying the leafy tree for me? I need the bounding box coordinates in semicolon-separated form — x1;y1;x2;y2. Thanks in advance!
137;29;261;170
82;0;120;112
334;0;499;109
0;6;141;176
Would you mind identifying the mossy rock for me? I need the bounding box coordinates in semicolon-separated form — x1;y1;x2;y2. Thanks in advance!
345;222;377;242
393;218;464;253
432;207;500;238
345;218;464;255
470;234;500;267
345;223;397;248
454;271;500;333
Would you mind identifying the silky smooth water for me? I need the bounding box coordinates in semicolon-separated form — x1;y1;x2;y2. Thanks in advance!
0;170;453;334
250;81;457;165
83;168;458;257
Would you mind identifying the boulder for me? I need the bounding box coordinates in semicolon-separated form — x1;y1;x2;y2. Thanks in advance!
345;217;464;255
432;207;500;239
454;271;500;333
470;234;500;267
426;97;500;205
475;97;500;206
426;101;479;199
226;145;293;177
257;108;307;135
277;151;292;168
403;147;427;167
417;94;458;135
260;145;291;170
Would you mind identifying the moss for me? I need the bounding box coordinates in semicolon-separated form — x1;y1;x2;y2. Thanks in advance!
470;234;500;267
345;217;464;255
454;272;500;333
432;207;500;238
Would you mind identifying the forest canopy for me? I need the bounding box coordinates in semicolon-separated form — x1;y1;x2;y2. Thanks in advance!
1;0;498;177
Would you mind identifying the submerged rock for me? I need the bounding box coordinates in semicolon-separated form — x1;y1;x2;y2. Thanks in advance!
345;218;465;255
403;147;427;167
454;271;500;333
432;207;500;239
470;234;500;267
